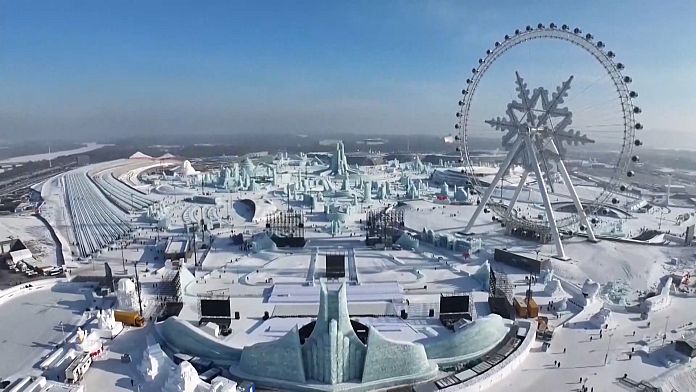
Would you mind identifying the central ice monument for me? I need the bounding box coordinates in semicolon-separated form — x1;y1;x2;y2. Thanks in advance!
231;281;437;391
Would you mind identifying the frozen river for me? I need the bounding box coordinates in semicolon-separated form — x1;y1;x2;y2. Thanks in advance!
0;284;85;379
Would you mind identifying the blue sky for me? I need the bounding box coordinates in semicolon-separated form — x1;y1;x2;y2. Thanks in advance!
0;0;694;147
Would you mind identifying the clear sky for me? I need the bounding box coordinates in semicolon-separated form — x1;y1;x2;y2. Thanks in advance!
0;0;694;147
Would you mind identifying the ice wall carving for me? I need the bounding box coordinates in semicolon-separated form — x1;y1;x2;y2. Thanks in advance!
239;326;306;383
301;283;367;383
361;328;431;383
424;314;509;365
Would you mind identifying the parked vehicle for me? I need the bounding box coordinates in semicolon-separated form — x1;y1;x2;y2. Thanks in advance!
65;353;92;384
114;310;145;327
199;367;222;383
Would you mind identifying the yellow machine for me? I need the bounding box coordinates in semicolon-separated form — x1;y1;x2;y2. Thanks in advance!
114;310;145;327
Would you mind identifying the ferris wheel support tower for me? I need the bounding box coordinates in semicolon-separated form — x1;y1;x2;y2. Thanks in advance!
463;125;598;259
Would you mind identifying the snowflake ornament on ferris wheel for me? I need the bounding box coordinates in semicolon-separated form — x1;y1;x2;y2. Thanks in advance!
463;72;601;259
485;72;595;167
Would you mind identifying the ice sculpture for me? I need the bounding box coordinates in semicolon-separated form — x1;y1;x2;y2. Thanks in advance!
395;232;419;251
641;276;672;314
581;278;600;304
241;157;255;178
177;160;198;177
95;309;123;339
589;307;616;329
78;330;103;355
251;232;277;253
454;186;470;203
236;281;435;387
361;328;432;383
412;156;426;173
543;279;568;299
424;314;509;365
330;142;349;176
330;219;342;236
407;179;421;199
138;337;172;382
363;181;372;203
163;361;199;392
473;260;491;291
440;182;449;197
97;309;116;330
117;278;139;311
301;283;367;383
210;377;238;391
540;268;554;285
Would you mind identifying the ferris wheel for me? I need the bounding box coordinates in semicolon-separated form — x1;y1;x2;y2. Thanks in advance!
455;23;643;258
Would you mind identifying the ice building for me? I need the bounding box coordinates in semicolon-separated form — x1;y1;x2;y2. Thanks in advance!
233;281;437;391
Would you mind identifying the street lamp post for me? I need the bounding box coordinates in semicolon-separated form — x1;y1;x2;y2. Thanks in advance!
200;206;205;244
134;261;144;317
59;321;65;342
604;333;613;366
193;231;197;267
121;241;126;274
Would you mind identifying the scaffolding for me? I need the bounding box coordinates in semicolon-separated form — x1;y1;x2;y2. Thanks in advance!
490;269;513;299
365;207;404;246
265;211;306;247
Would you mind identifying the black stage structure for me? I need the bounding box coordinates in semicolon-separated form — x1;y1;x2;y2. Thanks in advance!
266;211;306;247
439;293;473;330
488;269;515;319
493;248;544;274
198;298;232;327
325;253;346;279
365;207;405;247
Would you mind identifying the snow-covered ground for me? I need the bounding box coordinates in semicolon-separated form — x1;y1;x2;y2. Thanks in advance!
2;155;694;392
0;283;85;379
0;214;60;267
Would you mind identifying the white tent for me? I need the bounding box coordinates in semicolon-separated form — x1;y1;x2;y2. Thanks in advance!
129;151;153;159
10;249;33;263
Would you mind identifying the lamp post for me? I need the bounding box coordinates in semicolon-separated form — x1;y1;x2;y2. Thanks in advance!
200;206;205;244
59;321;65;342
192;230;197;267
121;241;126;274
604;333;613;366
662;315;671;347
134;261;144;317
